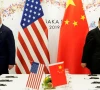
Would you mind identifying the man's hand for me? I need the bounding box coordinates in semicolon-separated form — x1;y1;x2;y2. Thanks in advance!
8;65;14;70
81;63;86;68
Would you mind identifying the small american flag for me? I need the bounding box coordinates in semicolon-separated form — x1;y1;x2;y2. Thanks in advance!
26;62;44;89
15;0;50;74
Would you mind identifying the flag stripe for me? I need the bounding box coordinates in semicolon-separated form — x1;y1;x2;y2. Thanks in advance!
16;28;37;74
33;19;50;61
38;18;48;38
15;62;22;74
18;32;34;63
34;19;48;47
24;27;49;73
17;48;30;73
31;22;50;62
17;39;31;70
16;56;26;73
32;24;49;65
15;66;21;73
18;27;39;63
27;25;49;66
16;27;49;73
24;27;45;63
27;25;50;73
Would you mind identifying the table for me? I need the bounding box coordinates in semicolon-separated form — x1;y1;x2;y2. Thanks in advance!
0;74;100;90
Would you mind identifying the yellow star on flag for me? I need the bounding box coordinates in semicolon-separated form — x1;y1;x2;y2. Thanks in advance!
58;65;62;69
66;0;75;8
65;20;69;25
73;21;78;26
81;15;85;20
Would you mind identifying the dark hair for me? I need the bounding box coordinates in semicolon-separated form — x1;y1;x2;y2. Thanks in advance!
99;18;100;21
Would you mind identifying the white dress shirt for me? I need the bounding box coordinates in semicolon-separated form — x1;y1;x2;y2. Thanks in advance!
0;24;2;28
98;26;100;30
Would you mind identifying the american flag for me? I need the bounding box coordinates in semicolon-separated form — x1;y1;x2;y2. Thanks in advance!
15;0;50;74
26;62;44;89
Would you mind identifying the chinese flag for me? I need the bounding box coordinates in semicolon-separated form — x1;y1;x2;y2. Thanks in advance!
57;0;90;74
49;62;67;87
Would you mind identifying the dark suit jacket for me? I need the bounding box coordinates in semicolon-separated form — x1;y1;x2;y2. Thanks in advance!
0;24;15;74
82;27;100;72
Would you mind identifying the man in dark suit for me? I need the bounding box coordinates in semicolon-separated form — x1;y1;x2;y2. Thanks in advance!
81;18;100;74
0;14;15;75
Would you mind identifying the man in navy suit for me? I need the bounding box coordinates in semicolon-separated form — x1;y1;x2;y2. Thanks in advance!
0;14;15;75
81;18;100;74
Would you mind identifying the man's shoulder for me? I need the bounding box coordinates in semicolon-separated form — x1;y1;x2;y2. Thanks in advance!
2;24;11;32
89;27;98;33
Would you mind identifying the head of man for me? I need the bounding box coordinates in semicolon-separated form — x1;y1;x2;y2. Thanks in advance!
98;17;100;28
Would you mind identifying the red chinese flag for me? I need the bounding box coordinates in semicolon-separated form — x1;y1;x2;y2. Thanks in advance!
49;62;67;87
57;0;90;74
